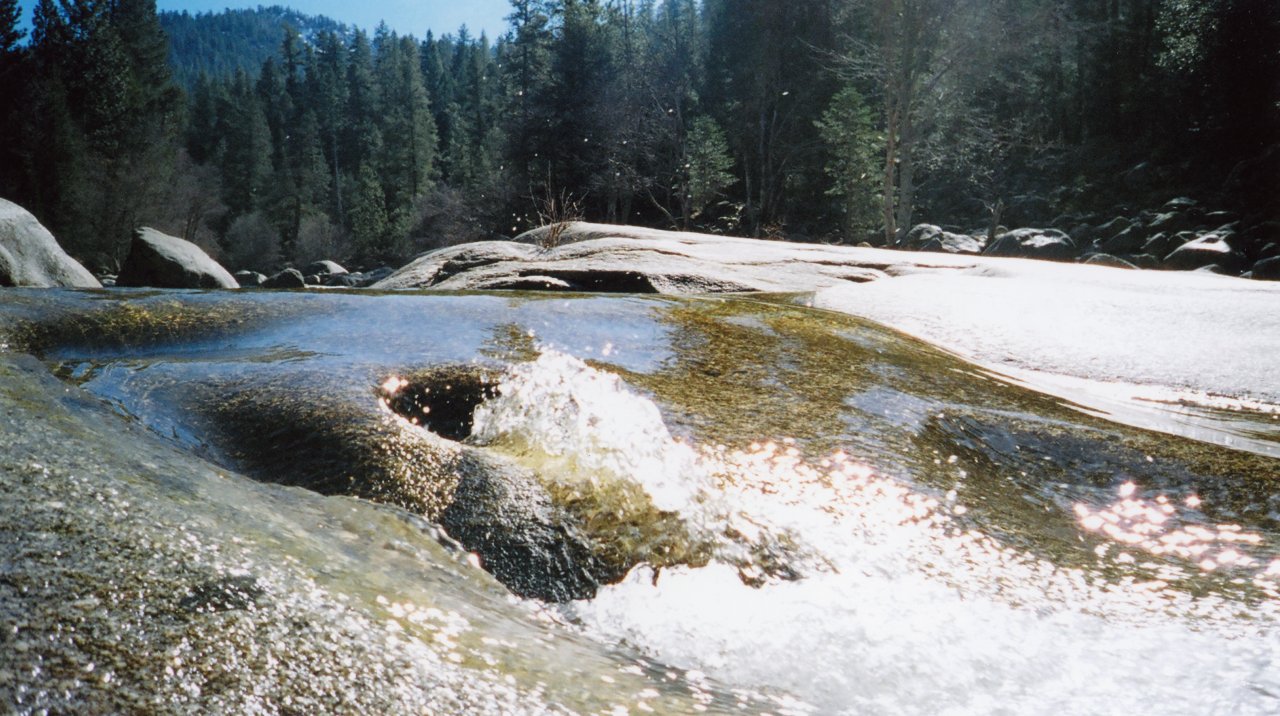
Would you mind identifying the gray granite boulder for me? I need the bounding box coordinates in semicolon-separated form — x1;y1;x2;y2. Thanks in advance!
117;227;238;289
263;268;306;289
304;260;348;277
1162;231;1247;273
901;224;986;254
0;198;100;288
373;224;922;293
234;270;267;287
984;228;1076;261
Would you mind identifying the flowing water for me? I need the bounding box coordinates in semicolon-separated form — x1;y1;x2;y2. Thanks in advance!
1;288;1278;714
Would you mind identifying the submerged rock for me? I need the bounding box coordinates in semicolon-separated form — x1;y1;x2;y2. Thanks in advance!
0;198;100;288
117;227;238;289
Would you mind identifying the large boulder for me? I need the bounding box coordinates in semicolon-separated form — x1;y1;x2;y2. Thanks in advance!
117;227;238;289
263;268;306;289
0;198;100;288
900;224;985;255
374;226;902;293
984;228;1076;261
1161;231;1247;273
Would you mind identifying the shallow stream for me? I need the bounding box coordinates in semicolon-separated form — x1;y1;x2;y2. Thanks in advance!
1;288;1277;714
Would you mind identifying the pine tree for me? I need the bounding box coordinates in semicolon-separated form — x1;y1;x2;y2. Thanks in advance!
0;0;24;55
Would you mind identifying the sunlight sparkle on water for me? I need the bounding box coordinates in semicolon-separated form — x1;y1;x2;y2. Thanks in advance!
1074;483;1277;591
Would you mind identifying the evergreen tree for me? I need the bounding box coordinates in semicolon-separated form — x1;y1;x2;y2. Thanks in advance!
816;86;880;240
681;116;734;227
374;32;437;231
0;0;23;55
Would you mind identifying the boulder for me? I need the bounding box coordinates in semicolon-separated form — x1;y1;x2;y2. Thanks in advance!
117;227;238;289
1142;231;1191;260
1249;256;1280;281
1082;253;1137;269
1147;211;1198;235
303;260;348;277
984;228;1076;261
263;268;306;289
1129;253;1160;269
1093;216;1132;241
1068;222;1096;245
1097;225;1149;255
234;270;267;287
901;224;985;255
0;198;100;288
1162;197;1199;212
1162;231;1247;273
1234;221;1280;259
323;272;365;288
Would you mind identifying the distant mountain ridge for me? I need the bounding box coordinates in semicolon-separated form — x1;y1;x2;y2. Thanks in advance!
160;5;353;88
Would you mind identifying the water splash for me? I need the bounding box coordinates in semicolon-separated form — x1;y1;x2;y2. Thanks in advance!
456;352;1280;715
472;349;711;515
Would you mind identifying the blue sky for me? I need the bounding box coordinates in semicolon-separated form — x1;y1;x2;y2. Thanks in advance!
15;1;514;39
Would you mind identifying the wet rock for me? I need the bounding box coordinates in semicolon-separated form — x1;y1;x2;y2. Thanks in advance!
984;228;1076;261
0;198;100;288
263;268;306;289
189;367;609;602
117;227;238;289
234;270;267;287
179;574;266;613
1162;231;1247;273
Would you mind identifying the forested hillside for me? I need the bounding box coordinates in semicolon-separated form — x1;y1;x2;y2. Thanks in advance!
160;6;353;89
0;0;1276;274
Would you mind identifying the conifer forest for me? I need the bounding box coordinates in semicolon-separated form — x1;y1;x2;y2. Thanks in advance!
0;0;1276;273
